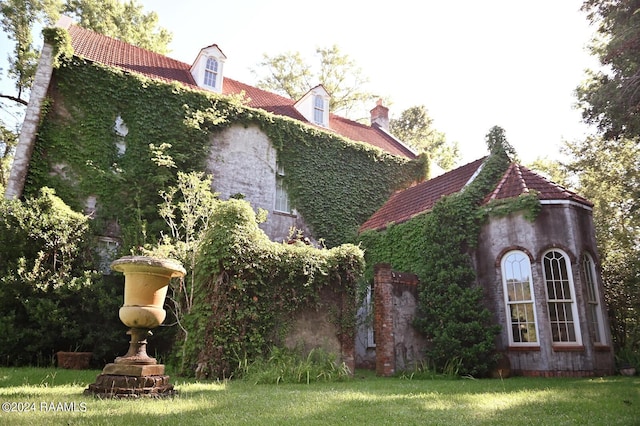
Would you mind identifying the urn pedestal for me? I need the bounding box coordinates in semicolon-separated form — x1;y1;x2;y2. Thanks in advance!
84;256;185;398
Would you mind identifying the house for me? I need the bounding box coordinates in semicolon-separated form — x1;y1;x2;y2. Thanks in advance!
6;17;419;247
357;158;615;376
8;18;614;377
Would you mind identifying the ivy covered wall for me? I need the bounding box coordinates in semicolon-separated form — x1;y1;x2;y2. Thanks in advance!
25;58;426;250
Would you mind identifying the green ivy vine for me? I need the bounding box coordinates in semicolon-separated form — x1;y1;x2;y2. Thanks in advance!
26;56;425;250
358;127;541;377
178;199;364;378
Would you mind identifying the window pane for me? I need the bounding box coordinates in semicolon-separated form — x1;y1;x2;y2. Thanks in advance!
502;251;538;345
544;251;579;343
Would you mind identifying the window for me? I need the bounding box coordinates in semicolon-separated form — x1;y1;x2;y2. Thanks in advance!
543;250;581;344
275;163;291;213
501;251;539;345
582;253;606;344
204;57;218;88
365;284;375;347
313;95;324;125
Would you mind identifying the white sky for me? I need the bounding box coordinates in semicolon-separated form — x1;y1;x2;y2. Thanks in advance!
1;0;600;166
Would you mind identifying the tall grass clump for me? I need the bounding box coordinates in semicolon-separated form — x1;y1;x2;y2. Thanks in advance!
238;346;352;384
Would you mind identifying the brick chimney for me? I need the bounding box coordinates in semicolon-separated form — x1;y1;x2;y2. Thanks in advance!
370;99;389;130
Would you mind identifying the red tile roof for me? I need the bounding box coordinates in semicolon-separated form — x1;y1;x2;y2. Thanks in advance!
66;25;415;159
359;159;592;232
485;163;592;206
359;158;486;231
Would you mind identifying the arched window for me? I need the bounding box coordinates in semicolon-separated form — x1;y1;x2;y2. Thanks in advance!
501;251;539;346
542;250;582;344
313;95;325;125
582;253;606;344
204;57;219;88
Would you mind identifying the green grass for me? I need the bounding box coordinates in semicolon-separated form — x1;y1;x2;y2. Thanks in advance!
0;368;638;425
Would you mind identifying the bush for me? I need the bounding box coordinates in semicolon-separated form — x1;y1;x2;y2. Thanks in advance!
0;188;125;366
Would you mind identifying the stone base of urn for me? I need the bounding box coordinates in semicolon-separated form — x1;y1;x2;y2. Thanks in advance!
84;374;174;399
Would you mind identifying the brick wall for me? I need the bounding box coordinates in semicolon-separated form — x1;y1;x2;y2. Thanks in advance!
374;263;426;376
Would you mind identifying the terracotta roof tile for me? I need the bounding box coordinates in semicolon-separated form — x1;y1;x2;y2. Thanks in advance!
66;24;415;159
359;157;486;231
360;160;593;232
485;164;592;207
69;25;197;86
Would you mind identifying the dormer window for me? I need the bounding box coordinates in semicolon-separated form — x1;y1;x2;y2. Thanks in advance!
293;84;330;128
204;57;219;88
313;95;325;125
191;44;226;93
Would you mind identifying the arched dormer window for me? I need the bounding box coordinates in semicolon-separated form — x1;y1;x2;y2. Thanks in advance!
542;250;582;345
204;57;219;88
313;95;325;125
501;250;539;346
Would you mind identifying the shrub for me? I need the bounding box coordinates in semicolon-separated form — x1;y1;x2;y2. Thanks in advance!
0;188;124;366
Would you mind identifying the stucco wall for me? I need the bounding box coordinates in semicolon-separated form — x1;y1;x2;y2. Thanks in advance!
206;124;312;242
475;203;615;376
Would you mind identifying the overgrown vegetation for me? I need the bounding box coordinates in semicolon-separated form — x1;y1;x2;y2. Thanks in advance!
359;127;537;377
238;346;352;384
0;188;125;365
175;199;364;378
26;56;424;248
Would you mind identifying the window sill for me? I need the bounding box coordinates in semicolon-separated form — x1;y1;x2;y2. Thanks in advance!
508;346;540;352
594;344;611;352
273;210;297;218
552;345;585;352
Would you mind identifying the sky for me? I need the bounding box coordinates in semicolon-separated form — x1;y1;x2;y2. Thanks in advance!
1;0;600;166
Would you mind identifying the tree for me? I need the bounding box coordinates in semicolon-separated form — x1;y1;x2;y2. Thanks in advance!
390;105;459;170
0;123;17;192
562;136;640;353
0;0;61;107
0;0;171;109
62;0;172;54
253;45;376;119
576;0;640;140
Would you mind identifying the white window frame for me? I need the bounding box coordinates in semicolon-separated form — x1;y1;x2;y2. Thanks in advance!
365;284;375;348
274;162;291;213
313;95;325;125
581;253;607;344
204;57;218;88
542;249;582;345
501;250;540;347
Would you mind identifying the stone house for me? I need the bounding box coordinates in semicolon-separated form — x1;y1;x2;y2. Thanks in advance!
358;158;615;376
6;17;416;245
9;18;614;376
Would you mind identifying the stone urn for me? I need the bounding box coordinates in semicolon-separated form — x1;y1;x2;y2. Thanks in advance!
84;255;185;398
111;256;186;365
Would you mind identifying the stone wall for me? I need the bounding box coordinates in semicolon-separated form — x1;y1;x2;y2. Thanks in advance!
206;124;313;243
374;263;427;376
475;204;615;376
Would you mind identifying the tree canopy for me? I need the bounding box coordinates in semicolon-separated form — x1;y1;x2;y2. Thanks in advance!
577;0;640;139
252;45;376;119
389;105;459;170
0;0;172;109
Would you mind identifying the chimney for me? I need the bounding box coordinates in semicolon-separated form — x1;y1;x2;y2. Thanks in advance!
370;99;389;130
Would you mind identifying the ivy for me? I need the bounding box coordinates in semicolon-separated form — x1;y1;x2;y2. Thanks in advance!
177;199;364;378
359;127;541;377
26;57;424;250
42;27;73;68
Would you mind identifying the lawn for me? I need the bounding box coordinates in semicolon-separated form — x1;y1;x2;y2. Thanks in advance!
0;367;637;425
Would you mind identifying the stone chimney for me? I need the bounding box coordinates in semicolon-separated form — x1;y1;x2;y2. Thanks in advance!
370;99;389;130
